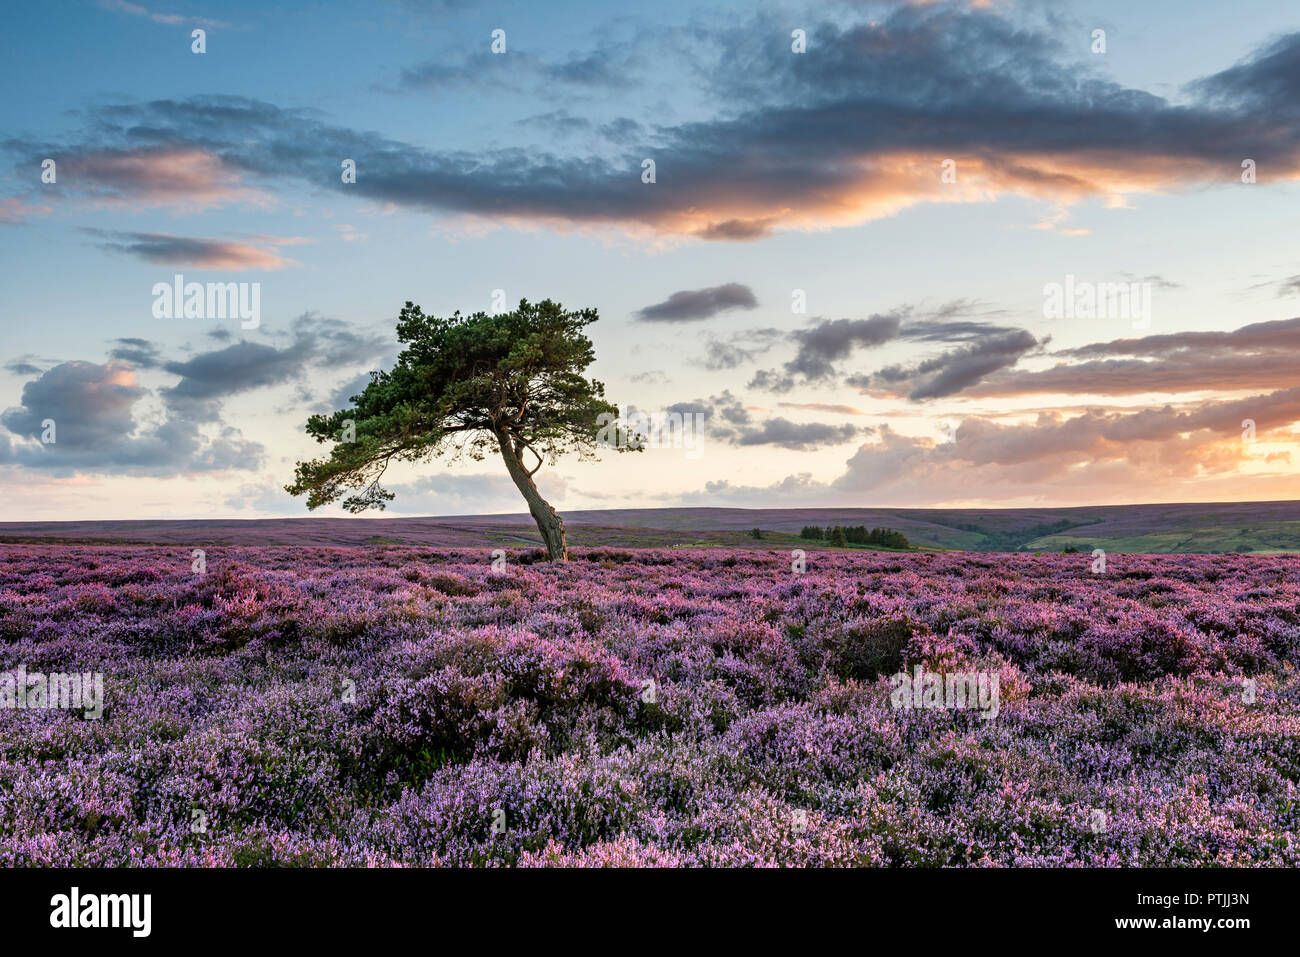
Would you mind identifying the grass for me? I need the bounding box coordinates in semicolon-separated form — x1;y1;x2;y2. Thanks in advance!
1031;521;1300;554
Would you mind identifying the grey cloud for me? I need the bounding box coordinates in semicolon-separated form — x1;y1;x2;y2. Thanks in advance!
700;341;753;370
637;283;758;322
663;391;864;450
697;327;782;370
695;219;776;241
0;360;263;476
394;45;642;95
746;368;797;394
161;313;391;420
629;370;669;385
732;418;868;450
788;315;902;378
663;390;751;427
108;337;163;368
517;110;593;136
161;340;312;416
29;5;1300;241
3;356;46;376
778;402;865;415
2;360;144;450
850;328;1042;400
1064;316;1300;359
961;316;1300;397
85;229;295;270
749;312;903;390
1272;276;1300;297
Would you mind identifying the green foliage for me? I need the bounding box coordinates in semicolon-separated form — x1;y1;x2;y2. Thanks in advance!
951;518;1100;552
285;299;628;513
818;525;911;549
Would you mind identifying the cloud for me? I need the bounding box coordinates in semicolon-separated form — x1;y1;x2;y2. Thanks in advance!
0;360;263;475
786;315;904;378
517;111;595;137
697;327;782;370
636;283;759;321
778;402;866;415
161;341;314;419
96;0;232;30
655;391;864;449
107;338;163;368
160;313;391;420
223;481;310;516
729;417;868;450
1;360;143;449
1187;30;1300;114
1122;273;1182;291
833;387;1300;492
393;46;642;95
1266;275;1300;297
662;390;751;427
27;4;1300;241
746;369;799;394
3;356;48;376
0;313;387;476
55;148;264;211
87;229;301;270
628;370;669;385
332;224;367;242
318;370;381;413
968;317;1300;397
664;378;1300;507
700;341;755;370
678;387;1298;507
0;197;51;224
695;218;777;241
670;472;829;506
747;302;1044;397
748;313;904;390
894;315;1019;344
1063;317;1300;360
851;327;1042;400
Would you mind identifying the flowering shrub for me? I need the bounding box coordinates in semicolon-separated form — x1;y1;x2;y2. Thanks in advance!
0;545;1296;866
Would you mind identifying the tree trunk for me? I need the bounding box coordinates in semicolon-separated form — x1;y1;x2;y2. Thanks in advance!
495;429;567;561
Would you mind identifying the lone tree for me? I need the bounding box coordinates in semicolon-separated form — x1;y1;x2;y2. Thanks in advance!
286;299;633;560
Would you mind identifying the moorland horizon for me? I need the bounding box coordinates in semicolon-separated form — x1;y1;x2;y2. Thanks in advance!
6;498;1300;553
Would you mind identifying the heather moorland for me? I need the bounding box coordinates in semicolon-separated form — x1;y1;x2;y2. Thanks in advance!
2;544;1295;867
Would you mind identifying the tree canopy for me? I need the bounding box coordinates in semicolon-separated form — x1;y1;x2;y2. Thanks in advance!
286;298;632;559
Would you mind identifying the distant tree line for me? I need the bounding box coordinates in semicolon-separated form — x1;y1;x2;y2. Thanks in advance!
799;525;911;549
951;518;1096;552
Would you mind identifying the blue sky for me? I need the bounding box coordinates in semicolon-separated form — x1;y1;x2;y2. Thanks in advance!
2;0;1299;520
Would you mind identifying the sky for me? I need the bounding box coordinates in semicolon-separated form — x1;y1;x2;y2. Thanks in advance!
1;0;1299;520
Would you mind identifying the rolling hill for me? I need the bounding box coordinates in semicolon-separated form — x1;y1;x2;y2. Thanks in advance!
2;500;1299;552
